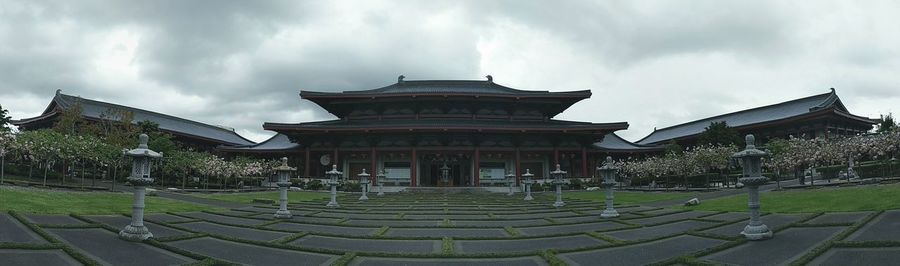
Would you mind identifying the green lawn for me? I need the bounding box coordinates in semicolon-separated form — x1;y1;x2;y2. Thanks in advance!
684;183;900;213
0;186;217;214
191;190;330;204
566;190;694;205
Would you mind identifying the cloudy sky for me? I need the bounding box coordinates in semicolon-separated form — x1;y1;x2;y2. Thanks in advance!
1;0;898;143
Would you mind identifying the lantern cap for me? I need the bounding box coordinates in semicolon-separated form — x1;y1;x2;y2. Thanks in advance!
522;169;534;177
326;164;343;175
357;168;370;178
550;164;567;175
732;134;767;158
598;156;619;171
124;134;162;158
274;157;297;171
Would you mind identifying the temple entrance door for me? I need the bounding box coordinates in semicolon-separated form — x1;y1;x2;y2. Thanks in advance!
421;161;470;187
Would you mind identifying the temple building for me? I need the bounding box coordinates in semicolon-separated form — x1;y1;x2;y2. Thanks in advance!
636;88;877;147
12;90;256;150
228;76;640;186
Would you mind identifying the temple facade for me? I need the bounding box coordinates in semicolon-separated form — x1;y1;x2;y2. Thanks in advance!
234;76;635;186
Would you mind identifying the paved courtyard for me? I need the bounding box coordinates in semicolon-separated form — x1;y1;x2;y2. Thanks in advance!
1;192;898;265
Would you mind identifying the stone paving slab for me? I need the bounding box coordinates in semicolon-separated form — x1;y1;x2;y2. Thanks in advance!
170;237;338;266
805;212;872;225
314;211;400;219
0;249;81;266
809;247;900;265
23;214;86;225
519;221;628;236
404;214;490;220
83;215;190;238
574;211;645;219
455;235;607;254
0;213;46;243
179;221;291;241
704;226;846;265
636;208;680;216
496;211;581;219
847;210;900;242
605;220;721;241
701;212;748;222
559;235;728;266
384;228;509;238
46;228;193;266
702;214;807;237
145;213;195;223
180;212;267;226
452;219;550;227
626;211;717;225
348;256;549;266
290;235;441;254
344;219;442;227
268;222;377;236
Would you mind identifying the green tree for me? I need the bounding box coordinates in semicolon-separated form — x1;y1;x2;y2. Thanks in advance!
53;102;85;135
697;121;741;146
664;140;683;155
0;104;12;133
877;113;897;133
136;120;177;154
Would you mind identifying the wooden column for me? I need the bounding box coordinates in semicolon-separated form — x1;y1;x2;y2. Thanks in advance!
370;148;377;183
515;148;521;185
474;148;480;187
581;147;588;178
333;148;339;169
411;148;417;187
304;147;311;177
553;148;559;165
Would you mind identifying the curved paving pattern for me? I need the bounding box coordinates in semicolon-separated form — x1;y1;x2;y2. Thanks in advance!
1;193;899;265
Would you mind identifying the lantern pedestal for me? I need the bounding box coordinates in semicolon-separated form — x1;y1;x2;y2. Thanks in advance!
552;181;566;208
599;181;619;218
359;179;370;201
739;176;771;240
326;180;340;208
377;181;385;196
523;180;534;201
120;177;154;241
274;181;293;219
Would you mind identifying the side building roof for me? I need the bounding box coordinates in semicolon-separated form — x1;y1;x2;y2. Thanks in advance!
593;132;664;152
13;90;256;146
636;88;876;145
218;133;299;153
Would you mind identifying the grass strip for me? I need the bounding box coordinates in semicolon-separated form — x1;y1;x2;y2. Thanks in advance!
274;232;309;244
442;237;454;254
788;210;883;266
374;226;390;237
180;258;241;266
539;250;567;266
504;226;521;237
587;231;625;245
331;252;357;266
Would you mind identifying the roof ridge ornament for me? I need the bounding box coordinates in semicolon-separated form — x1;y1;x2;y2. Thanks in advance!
398;75;405;84
486;75;493;83
56;89;62;95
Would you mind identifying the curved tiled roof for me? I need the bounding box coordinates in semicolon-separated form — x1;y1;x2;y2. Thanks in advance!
14;91;255;146
218;133;299;152
593;132;663;152
636;89;875;145
265;119;628;133
300;79;591;98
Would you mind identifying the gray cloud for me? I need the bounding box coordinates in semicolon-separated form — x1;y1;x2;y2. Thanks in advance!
1;0;898;142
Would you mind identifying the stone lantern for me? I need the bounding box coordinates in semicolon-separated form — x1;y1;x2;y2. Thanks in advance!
376;169;386;196
522;169;535;201
597;156;620;218
273;157;295;219
550;164;567;208
505;171;516;196
119;134;162;242
732;134;772;240
440;162;451;184
358;168;370;201
325;165;342;208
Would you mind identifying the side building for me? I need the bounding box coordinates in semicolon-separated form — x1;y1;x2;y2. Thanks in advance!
637;88;877;147
12;90;256;151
